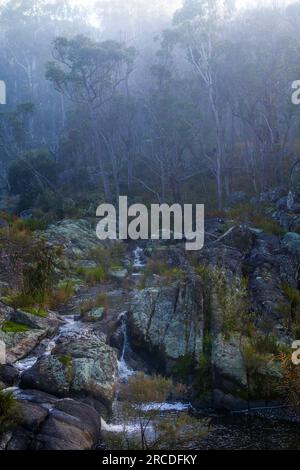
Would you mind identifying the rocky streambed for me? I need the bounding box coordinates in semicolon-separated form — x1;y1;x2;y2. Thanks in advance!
2;210;300;450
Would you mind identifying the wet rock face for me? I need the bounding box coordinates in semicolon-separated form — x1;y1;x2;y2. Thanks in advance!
0;329;48;364
20;334;118;413
5;390;101;450
128;278;204;374
0;305;62;363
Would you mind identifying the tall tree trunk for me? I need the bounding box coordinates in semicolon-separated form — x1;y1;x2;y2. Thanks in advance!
88;106;112;202
208;84;224;210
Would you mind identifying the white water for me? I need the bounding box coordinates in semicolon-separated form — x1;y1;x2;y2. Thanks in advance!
12;248;190;439
117;311;134;381
132;246;146;277
14;315;79;375
116;248;146;380
138;402;191;412
14;356;38;373
100;417;141;434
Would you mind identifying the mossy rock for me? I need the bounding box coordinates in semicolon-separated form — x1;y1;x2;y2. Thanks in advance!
81;307;105;323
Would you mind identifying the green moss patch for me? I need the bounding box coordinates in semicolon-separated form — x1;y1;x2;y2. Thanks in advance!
22;307;48;318
2;321;31;333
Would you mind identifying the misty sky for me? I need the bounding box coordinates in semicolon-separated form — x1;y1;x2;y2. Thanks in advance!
75;0;296;11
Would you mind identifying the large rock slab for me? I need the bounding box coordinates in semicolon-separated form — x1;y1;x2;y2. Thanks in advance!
0;329;48;364
40;219;101;258
5;390;101;450
128;278;204;373
32;399;100;450
0;302;62;363
20;333;118;412
212;333;247;392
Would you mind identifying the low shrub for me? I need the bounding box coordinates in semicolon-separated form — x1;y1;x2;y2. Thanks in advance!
143;259;184;281
79;292;108;314
172;353;195;381
48;281;75;309
0;391;22;438
77;265;108;285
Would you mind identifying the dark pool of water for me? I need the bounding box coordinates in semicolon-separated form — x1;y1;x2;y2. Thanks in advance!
196;413;300;450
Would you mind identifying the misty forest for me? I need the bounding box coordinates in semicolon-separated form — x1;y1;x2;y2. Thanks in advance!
2;0;300;451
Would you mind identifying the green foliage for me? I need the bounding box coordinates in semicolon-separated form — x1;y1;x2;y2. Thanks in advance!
89;246;112;269
2;292;47;312
58;355;72;367
21;218;48;232
77;265;108;285
48;281;76;309
22;239;60;305
228;203;286;237
193;264;251;340
22;306;48;318
8;149;57;212
252;334;282;356
172;353;195;381
242;338;282;402
0;391;22;438
280;283;300;335
86;244;127;285
142;259;185;283
121;373;174;405
210;269;250;338
2;321;31;333
196;353;211;396
105;373;209;450
0;222;62;311
79;292;108;315
34;190;63;216
282;283;300;306
194;264;212;282
193;333;213;397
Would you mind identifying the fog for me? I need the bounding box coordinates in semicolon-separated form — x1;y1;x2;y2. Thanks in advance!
1;0;300;209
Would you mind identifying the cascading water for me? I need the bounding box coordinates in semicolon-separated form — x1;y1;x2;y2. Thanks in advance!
132;246;146;277
101;247;191;437
117;312;134;381
13;315;80;378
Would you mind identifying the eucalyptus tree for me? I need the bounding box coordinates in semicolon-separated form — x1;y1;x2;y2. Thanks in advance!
167;0;233;209
224;6;299;192
138;48;199;204
46;35;136;201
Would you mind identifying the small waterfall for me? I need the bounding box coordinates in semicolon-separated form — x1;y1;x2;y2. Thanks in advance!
117;312;134;381
132;246;146;277
116;247;146;379
14;356;38;374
